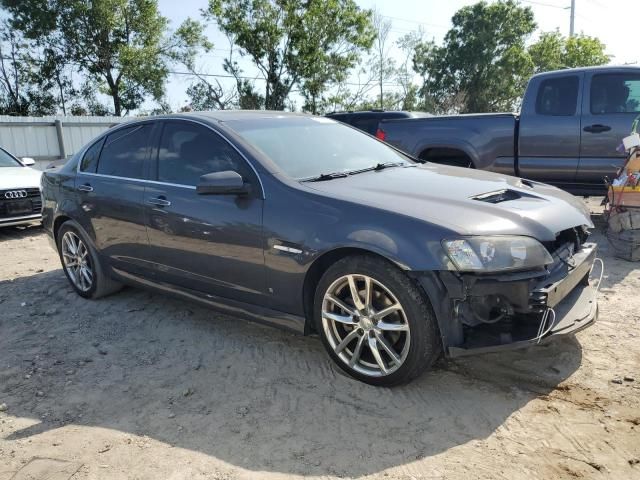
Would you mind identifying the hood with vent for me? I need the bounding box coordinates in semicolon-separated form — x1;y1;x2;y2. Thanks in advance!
305;163;592;242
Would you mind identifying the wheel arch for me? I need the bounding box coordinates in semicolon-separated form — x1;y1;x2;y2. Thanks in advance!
418;146;476;168
302;246;410;335
52;215;101;259
53;214;73;242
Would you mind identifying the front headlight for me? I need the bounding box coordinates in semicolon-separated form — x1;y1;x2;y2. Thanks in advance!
442;236;553;272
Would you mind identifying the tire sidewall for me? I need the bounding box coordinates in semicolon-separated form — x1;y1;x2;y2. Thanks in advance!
313;255;440;386
56;221;100;299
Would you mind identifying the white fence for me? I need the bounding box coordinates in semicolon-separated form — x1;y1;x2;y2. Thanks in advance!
0;115;135;170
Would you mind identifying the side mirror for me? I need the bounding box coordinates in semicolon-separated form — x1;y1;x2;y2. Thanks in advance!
21;157;36;166
196;170;251;195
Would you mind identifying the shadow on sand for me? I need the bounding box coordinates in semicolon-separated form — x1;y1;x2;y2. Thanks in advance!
1;263;585;477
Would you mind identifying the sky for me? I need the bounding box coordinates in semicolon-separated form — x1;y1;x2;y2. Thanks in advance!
156;0;640;111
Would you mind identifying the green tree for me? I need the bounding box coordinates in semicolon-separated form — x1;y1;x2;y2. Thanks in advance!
396;29;424;111
0;20;60;115
529;31;609;73
371;10;394;109
414;0;536;113
172;21;264;111
207;0;375;112
2;0;178;116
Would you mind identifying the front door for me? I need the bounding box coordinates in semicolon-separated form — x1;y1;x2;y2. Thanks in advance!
518;74;582;186
578;71;640;185
143;120;266;306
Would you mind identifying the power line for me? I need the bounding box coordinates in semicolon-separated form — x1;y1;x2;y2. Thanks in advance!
585;0;607;8
167;70;404;87
381;14;449;30
520;0;568;9
169;70;263;81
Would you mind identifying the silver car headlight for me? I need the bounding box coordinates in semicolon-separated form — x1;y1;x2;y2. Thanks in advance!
442;236;553;272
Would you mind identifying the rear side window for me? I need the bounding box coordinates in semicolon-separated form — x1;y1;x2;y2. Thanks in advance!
79;138;104;173
157;121;248;186
535;76;579;116
96;124;153;179
591;73;640;114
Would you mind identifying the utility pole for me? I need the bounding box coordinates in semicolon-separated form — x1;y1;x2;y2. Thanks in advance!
569;0;576;37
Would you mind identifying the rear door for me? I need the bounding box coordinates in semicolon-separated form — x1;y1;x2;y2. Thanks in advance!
143;120;266;305
518;73;583;185
578;70;640;185
75;122;155;275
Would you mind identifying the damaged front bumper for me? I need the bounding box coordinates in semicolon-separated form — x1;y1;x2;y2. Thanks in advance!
417;243;599;357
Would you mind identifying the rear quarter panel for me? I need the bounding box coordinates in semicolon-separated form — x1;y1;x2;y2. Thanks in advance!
41;156;84;246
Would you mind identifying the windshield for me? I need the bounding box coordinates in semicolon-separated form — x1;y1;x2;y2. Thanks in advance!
227;117;413;179
0;148;21;167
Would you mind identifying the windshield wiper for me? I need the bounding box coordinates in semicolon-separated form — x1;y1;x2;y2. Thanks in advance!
348;161;409;175
301;171;349;182
301;162;410;182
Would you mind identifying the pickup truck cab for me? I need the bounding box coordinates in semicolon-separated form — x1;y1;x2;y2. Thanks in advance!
377;66;640;195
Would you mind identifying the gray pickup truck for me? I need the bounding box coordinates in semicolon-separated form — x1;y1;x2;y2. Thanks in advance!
377;66;640;195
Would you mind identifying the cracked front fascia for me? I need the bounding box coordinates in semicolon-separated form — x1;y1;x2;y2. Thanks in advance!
413;245;595;352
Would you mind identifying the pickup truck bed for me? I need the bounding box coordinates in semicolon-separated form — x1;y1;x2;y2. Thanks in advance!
381;113;517;172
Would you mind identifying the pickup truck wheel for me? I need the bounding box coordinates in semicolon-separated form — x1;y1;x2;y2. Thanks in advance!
314;255;441;386
56;220;122;299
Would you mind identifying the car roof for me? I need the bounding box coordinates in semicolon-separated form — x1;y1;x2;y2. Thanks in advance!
102;111;316;132
172;110;310;122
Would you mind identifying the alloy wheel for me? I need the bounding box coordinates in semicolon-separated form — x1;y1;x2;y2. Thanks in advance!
321;274;411;377
61;231;93;292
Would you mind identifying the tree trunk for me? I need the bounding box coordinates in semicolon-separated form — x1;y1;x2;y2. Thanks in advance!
56;72;66;116
112;90;121;116
106;72;121;116
379;60;384;109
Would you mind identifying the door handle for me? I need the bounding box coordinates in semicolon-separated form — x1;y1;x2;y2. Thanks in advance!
77;184;93;192
583;124;611;133
147;196;171;207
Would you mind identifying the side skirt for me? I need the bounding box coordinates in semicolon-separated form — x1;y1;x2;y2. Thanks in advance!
111;267;306;335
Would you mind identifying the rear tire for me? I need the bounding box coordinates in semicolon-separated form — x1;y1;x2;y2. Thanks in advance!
56;220;122;299
314;255;441;386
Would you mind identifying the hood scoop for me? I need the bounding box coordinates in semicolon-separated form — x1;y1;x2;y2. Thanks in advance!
471;188;540;204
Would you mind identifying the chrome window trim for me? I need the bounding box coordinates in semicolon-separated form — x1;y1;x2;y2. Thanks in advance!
77;171;197;190
76;117;266;199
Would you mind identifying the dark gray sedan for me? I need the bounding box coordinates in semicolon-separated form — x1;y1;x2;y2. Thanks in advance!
41;111;599;386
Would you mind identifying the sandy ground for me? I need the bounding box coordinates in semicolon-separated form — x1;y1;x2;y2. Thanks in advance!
0;199;639;480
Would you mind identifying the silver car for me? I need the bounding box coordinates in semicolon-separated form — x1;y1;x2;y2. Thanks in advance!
0;148;42;227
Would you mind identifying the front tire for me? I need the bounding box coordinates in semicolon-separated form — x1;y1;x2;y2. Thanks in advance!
56;220;122;299
314;255;441;386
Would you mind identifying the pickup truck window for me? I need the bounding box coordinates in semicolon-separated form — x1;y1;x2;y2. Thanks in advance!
591;73;640;114
535;76;579;116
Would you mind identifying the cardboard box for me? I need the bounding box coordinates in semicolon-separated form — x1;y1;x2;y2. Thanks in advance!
608;184;640;207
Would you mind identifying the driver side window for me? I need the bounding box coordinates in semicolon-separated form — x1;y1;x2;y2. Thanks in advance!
157;121;248;186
